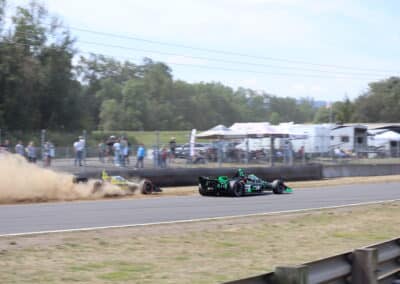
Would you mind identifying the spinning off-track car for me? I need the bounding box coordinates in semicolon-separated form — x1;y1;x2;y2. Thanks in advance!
73;170;162;195
198;168;292;197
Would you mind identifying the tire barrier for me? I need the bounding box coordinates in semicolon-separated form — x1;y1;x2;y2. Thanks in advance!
74;164;322;187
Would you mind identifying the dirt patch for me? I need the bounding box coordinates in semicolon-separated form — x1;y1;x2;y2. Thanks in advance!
1;202;399;283
0;154;131;204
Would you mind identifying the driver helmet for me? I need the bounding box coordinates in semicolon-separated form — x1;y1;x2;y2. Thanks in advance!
237;168;245;177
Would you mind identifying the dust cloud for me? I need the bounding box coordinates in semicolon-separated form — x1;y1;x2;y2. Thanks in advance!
0;154;127;203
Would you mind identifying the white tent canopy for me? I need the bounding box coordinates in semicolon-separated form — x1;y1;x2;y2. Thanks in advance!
229;122;289;138
275;123;309;139
196;124;244;139
197;122;308;139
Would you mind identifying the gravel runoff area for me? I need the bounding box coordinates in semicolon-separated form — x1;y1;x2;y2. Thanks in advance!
0;199;399;283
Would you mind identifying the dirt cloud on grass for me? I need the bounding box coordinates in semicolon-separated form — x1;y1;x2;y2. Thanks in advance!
0;154;127;203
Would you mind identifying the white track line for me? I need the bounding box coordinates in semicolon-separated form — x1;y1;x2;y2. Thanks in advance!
1;199;399;238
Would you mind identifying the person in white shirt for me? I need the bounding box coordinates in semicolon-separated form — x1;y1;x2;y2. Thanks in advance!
15;141;25;157
73;136;85;166
26;141;37;163
113;139;121;166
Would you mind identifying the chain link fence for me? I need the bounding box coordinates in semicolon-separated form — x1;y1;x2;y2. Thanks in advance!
1;129;400;170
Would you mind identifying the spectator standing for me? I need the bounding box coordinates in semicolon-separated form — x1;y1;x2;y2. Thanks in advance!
26;141;37;163
0;139;10;152
15;141;25;157
106;136;116;163
135;143;145;169
169;137;176;162
98;141;106;163
120;137;129;166
283;139;293;165
160;147;168;168
73;136;85;166
43;141;51;167
49;141;55;161
113;139;121;167
4;139;10;151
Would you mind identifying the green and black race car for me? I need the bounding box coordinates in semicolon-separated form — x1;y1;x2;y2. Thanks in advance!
198;169;293;197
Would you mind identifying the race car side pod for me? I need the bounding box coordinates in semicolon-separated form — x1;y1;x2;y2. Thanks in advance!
284;186;293;193
279;180;293;193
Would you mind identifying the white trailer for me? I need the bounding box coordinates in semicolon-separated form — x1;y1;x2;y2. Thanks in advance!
330;124;367;153
368;129;400;157
278;123;331;154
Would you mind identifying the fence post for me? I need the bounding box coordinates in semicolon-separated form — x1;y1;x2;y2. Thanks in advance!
274;265;308;284
270;137;275;167
41;129;46;164
352;248;378;284
82;130;87;167
245;138;249;165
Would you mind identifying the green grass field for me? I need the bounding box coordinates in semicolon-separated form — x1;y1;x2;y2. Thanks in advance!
3;130;203;147
1;202;399;283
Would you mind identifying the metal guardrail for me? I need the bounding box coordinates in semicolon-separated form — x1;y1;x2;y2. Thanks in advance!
225;237;400;284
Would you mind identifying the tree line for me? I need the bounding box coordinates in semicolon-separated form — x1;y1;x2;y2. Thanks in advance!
0;0;399;133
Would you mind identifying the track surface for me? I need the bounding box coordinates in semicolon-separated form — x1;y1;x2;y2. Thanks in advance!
1;182;400;236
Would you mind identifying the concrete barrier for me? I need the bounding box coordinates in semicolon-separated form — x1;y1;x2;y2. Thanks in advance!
323;164;400;178
76;164;322;187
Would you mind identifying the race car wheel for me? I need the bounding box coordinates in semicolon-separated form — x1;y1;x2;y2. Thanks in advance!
198;184;208;196
272;180;285;194
231;181;244;197
140;179;154;194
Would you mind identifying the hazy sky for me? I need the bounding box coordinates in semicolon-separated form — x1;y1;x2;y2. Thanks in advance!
9;0;400;101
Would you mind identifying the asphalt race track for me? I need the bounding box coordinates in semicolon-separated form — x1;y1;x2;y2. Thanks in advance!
1;182;400;236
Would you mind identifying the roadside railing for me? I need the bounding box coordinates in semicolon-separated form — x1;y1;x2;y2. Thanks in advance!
225;237;400;284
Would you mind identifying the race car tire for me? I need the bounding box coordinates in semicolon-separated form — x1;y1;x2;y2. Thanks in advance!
198;184;209;196
272;179;285;194
231;181;244;197
140;179;154;194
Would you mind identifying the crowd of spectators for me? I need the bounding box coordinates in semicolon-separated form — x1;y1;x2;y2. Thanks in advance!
96;135;134;168
0;139;55;166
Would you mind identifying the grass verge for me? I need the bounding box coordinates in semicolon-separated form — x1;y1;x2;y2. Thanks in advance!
0;202;399;283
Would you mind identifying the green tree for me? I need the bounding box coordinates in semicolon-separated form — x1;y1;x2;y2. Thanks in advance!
269;112;281;125
353;77;400;122
0;0;82;130
333;97;354;123
99;99;120;130
313;107;331;123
